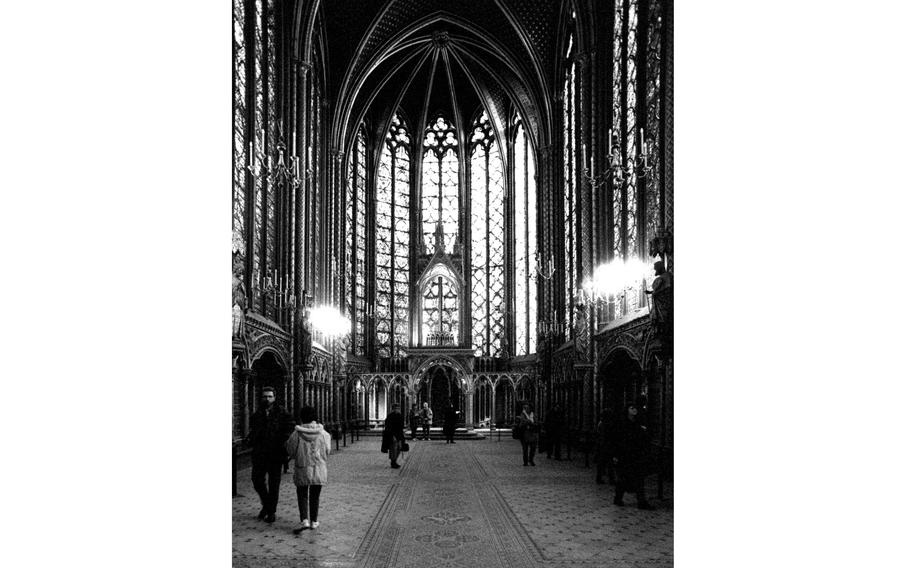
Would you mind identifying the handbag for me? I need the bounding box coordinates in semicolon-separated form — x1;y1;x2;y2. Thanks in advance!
511;425;523;439
401;442;410;452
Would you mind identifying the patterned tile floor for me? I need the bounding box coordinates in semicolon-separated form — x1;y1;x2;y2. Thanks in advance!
233;437;672;568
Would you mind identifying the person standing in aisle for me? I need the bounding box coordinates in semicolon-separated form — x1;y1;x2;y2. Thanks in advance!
408;403;420;440
443;400;458;444
285;406;332;533
246;387;294;523
544;404;565;460
516;402;539;466
383;404;406;468
419;402;433;440
595;409;617;485
613;403;654;509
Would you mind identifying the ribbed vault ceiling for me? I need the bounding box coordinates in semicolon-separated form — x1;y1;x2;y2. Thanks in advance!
316;0;565;156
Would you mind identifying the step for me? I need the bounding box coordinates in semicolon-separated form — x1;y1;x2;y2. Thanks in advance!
357;428;492;441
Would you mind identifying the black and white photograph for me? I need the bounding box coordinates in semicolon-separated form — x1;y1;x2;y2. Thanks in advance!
6;1;909;567
230;1;673;566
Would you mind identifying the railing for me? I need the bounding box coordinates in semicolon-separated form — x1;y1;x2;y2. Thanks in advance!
425;332;455;347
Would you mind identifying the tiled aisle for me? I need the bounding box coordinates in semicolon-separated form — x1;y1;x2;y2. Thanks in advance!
233;437;672;568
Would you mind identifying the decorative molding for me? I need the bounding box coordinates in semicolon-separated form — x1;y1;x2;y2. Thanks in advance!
432;30;450;48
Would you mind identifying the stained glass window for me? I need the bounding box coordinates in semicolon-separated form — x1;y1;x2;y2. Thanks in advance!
645;0;663;244
312;76;322;303
376;113;411;357
563;39;577;337
470;111;505;357
422;115;459;254
346;127;368;355
513;119;537;356
421;265;459;345
232;0;246;257
265;0;277;318
612;0;625;260
626;0;639;266
252;0;264;288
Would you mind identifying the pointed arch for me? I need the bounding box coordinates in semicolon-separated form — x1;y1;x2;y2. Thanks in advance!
375;110;412;358
421;112;460;255
469;109;505;357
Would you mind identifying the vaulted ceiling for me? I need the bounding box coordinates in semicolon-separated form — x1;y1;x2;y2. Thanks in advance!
307;0;571;157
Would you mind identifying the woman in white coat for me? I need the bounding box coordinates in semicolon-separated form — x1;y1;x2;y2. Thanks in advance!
285;405;332;533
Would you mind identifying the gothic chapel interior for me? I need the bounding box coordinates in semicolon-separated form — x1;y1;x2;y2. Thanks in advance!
232;0;673;473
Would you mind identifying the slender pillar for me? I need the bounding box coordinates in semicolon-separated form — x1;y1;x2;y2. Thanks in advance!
464;386;474;431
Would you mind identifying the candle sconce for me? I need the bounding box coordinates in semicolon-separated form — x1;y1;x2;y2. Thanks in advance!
537;318;566;339
253;268;297;320
246;129;303;188
533;251;557;281
583;128;655;189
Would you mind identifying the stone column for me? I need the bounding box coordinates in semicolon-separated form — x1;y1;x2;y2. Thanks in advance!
464;380;474;431
240;369;251;437
294;60;311;381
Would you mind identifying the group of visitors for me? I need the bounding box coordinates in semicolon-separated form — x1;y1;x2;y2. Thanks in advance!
514;400;654;510
245;387;332;534
405;400;460;442
380;398;462;470
247;390;468;532
247;386;654;536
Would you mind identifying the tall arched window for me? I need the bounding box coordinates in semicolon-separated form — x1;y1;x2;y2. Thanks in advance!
421;264;459;346
563;29;578;337
513;118;537;356
626;0;640;264
376;113;411;357
422;115;459;254
470;110;505;357
612;0;625;261
232;0;246;257
645;0;664;243
265;0;277;307
346;127;368;355
252;0;265;287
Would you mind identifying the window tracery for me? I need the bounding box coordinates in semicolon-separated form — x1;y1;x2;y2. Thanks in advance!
563;30;578;337
346;127;368;355
513;119;537;356
421;265;459;346
422;115;459;254
470;110;505;357
376;114;411;357
232;0;246;257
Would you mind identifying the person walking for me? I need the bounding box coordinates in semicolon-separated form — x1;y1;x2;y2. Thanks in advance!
246;386;294;523
612;403;654;509
285;406;332;533
544;404;565;460
408;404;420;440
383;403;406;468
516;403;540;466
419;402;433;440
443;400;458;444
595;409;617;485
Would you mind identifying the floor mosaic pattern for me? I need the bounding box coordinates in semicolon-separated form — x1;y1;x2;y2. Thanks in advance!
233;437;672;567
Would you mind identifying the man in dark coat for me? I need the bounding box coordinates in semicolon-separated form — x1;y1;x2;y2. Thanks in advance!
545;404;565;460
383;404;406;468
246;386;295;523
419;402;433;440
408;404;420;440
442;400;458;444
612;403;653;509
595;409;617;485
